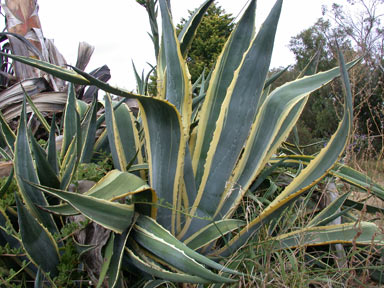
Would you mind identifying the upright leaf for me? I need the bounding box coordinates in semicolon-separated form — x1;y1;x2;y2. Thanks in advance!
28;182;134;234
47;113;58;174
114;102;143;168
0;110;15;150
104;93;127;171
60;83;78;160
14;98;57;233
80;97;98;163
30;132;60;189
185;0;282;237
159;0;191;132
191;0;256;187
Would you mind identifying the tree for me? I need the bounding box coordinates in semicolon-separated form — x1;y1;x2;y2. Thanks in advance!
323;0;384;158
286;0;384;157
177;3;234;83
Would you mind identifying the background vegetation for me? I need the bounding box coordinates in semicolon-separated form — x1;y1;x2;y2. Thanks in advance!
0;0;382;287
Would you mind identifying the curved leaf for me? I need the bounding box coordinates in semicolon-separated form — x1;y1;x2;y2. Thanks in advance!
132;225;236;283
178;0;215;58
27;181;134;234
0;52;89;85
273;154;384;201
183;219;245;251
271;222;384;250
0;110;15;150
136;215;241;276
217;51;356;257
43;170;154;216
126;243;211;284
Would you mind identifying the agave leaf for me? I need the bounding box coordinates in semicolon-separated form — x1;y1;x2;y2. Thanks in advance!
106;228;131;288
266;52;322;154
34;268;43;288
159;0;191;132
136;215;241;276
0;208;20;247
132;224;236;283
128;163;149;173
113;101;143;169
96;97;125;128
177;146;197;235
138;97;185;232
274;155;384;201
132;60;145;95
15;193;60;276
156;38;166;98
126;243;211;284
14;97;57;233
191;70;207;112
104;93;128;171
264;65;290;90
143;280;175;288
59;112;81;190
0;52;90;85
47;113;59;174
332;165;384;201
93;128;109;155
76;99;90;119
43;170;154;216
344;199;384;214
80;97;98;163
0;147;12;161
0;110;15;150
24;91;50;133
59;138;78;190
102;97;143;172
30;132;60;189
0;167;14;196
271;222;384;250
307;192;351;227
183;219;245;251
27;181;134;234
185;0;282;237
178;0;215;58
60;83;78;160
217;51;356;257
97;233;114;288
191;0;256;188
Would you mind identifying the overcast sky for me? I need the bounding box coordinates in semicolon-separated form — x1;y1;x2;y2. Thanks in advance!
34;0;336;90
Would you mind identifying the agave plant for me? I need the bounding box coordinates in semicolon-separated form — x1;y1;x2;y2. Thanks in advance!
0;0;383;286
